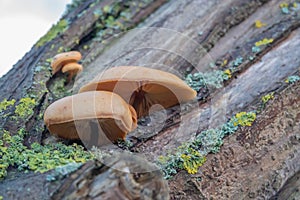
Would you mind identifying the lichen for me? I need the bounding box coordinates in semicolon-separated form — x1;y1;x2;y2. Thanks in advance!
285;75;300;84
232;56;244;67
252;46;261;53
64;0;88;15
185;69;231;91
255;20;267;28
36;19;69;47
0;99;16;113
0;129;93;179
158;111;256;179
255;38;274;47
14;97;36;119
261;92;274;104
280;2;289;14
180;148;206;174
230;111;257;127
46;162;83;181
223;69;232;79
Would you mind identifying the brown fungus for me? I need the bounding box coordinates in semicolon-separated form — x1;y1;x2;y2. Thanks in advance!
62;63;83;82
79;66;197;118
44;91;137;145
51;51;82;82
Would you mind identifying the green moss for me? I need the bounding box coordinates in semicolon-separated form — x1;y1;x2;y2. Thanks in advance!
0;99;16;113
36;19;69;47
158;111;255;179
0;129;93;179
14;97;36;119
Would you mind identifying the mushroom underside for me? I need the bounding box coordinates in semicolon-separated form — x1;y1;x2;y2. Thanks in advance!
79;81;192;117
48;118;130;146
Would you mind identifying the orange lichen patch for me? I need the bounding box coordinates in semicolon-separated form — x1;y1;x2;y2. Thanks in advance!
79;66;197;118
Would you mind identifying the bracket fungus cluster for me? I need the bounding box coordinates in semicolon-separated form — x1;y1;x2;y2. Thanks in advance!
44;66;196;145
51;51;83;82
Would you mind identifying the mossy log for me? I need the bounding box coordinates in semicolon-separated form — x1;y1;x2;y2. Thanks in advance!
0;0;300;199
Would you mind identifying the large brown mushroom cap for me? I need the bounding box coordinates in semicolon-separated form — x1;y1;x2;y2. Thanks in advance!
79;66;197;117
44;91;137;144
51;51;82;74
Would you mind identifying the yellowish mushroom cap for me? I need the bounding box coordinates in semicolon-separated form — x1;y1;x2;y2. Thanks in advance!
79;66;197;117
51;51;82;74
61;63;83;74
44;91;137;144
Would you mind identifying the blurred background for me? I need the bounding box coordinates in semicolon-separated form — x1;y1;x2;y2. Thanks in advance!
0;0;72;77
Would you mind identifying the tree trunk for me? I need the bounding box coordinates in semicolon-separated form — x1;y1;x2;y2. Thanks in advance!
1;0;299;199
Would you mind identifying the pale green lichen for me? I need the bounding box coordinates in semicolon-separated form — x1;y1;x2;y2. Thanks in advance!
0;129;93;179
46;162;83;181
232;56;244;67
14;97;36;118
280;2;289;14
285;75;300;83
252;46;261;53
0;99;16;113
185;70;231;91
158;111;256;179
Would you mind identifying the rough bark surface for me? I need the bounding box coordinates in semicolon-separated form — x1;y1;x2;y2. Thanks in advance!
0;0;299;199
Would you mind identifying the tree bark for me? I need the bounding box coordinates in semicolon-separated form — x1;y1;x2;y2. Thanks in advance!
1;0;300;199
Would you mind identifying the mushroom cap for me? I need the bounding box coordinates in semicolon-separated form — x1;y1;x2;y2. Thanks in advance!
79;66;197;117
51;51;82;74
62;63;83;74
44;91;137;144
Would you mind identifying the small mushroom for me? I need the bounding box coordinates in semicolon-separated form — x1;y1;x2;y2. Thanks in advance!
44;91;137;145
79;66;197;117
51;51;82;82
62;63;83;82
